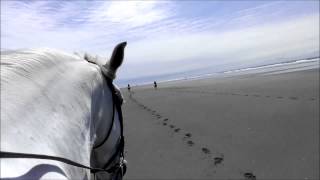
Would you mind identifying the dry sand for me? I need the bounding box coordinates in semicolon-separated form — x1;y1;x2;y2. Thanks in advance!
121;69;319;180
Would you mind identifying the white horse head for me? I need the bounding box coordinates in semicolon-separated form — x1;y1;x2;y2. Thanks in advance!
0;42;127;180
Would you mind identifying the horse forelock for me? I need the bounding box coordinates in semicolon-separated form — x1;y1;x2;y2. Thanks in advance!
79;52;115;80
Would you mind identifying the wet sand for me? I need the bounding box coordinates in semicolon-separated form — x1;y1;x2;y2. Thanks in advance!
121;69;319;180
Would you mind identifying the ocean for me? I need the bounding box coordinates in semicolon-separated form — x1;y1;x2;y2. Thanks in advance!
116;57;319;88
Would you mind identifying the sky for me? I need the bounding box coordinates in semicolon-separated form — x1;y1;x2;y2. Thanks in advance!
1;0;319;82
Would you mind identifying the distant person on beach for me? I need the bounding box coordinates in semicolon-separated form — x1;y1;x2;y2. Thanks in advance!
127;84;131;91
154;81;157;89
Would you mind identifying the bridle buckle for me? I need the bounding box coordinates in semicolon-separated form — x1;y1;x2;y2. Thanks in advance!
119;157;127;176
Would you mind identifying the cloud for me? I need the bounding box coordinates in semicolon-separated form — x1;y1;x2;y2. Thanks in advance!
1;1;174;53
89;1;171;27
127;14;319;63
1;1;319;81
119;14;319;78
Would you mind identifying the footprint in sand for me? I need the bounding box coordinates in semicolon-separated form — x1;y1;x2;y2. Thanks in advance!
163;118;168;121
163;122;167;126
201;147;211;154
174;128;181;133
289;97;298;100
244;172;256;180
169;125;175;128
277;96;283;99
185;133;192;138
201;148;211;154
214;156;224;165
187;140;194;146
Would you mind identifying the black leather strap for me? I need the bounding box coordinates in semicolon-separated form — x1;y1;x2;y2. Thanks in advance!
0;151;111;174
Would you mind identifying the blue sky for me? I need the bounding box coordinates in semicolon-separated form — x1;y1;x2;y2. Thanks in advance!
1;0;319;81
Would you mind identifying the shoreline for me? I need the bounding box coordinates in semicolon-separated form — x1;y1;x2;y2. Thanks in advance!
119;58;319;89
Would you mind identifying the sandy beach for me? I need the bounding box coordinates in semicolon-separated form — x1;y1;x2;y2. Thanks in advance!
121;69;319;180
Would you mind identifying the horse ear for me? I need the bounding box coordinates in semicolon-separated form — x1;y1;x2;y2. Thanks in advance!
101;41;127;80
109;41;127;71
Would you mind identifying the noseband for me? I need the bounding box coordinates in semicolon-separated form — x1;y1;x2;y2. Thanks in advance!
0;79;126;179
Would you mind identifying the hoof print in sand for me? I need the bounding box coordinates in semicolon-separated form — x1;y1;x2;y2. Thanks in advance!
214;156;223;165
289;97;298;100
174;128;181;132
187;140;194;146
244;172;256;180
201;147;211;154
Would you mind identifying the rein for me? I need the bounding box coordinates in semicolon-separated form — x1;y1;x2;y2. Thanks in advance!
0;151;112;174
0;79;126;179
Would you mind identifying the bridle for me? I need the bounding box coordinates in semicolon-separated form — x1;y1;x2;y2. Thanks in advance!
0;78;126;179
92;79;127;178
